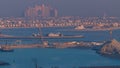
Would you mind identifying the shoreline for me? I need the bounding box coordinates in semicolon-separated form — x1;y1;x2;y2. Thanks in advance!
1;27;120;31
80;66;120;68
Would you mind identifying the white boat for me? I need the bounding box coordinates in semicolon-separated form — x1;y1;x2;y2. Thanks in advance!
32;33;41;37
75;25;85;30
48;32;63;37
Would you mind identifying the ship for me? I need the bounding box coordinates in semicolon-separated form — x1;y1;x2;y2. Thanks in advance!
0;46;14;52
47;32;63;37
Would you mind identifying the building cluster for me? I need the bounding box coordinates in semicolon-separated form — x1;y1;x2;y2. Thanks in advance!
0;16;120;29
0;4;120;30
25;4;58;18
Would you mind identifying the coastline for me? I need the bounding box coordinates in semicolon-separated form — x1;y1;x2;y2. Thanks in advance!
1;27;120;31
80;66;120;68
73;27;120;31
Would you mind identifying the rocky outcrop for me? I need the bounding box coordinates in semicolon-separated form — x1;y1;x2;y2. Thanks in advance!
98;39;120;55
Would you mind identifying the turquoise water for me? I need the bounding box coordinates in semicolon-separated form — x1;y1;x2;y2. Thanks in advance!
0;48;120;68
0;27;120;68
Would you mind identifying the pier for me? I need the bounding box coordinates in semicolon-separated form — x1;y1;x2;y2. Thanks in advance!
0;35;84;39
0;44;47;49
0;40;103;50
0;44;46;50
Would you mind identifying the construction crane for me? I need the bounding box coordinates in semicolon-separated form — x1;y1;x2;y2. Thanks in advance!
109;28;113;40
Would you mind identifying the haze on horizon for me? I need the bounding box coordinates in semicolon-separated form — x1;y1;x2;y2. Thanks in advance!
0;0;120;17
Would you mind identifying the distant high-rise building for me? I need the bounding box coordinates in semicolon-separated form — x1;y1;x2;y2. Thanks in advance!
49;9;58;17
25;4;58;18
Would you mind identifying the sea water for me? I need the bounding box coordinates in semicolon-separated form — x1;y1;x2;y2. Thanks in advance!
0;48;120;68
0;27;120;68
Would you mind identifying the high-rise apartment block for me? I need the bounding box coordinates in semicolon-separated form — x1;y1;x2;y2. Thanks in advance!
25;4;58;18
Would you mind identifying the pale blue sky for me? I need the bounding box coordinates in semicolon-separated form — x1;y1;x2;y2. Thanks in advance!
0;0;120;17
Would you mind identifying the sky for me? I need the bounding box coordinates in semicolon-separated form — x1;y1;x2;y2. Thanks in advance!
0;0;120;17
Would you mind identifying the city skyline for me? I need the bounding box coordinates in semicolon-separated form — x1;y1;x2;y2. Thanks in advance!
0;0;120;17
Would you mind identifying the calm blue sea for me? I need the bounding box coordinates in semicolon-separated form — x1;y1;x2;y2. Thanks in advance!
0;27;120;68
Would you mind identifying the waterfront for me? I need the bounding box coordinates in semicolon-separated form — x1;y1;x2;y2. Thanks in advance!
0;27;120;68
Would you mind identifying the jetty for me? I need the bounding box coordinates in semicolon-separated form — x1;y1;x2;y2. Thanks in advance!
0;44;49;49
0;35;84;39
0;41;104;49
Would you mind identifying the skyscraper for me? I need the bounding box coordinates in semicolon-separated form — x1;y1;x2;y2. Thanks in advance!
25;4;58;18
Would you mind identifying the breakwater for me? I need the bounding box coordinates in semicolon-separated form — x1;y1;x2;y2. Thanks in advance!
0;41;103;49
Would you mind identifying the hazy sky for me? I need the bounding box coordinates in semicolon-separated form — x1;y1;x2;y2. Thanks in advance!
0;0;120;17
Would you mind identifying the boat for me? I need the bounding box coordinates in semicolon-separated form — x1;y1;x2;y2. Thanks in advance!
75;25;85;30
0;46;14;52
47;32;63;37
0;61;10;66
32;33;41;37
